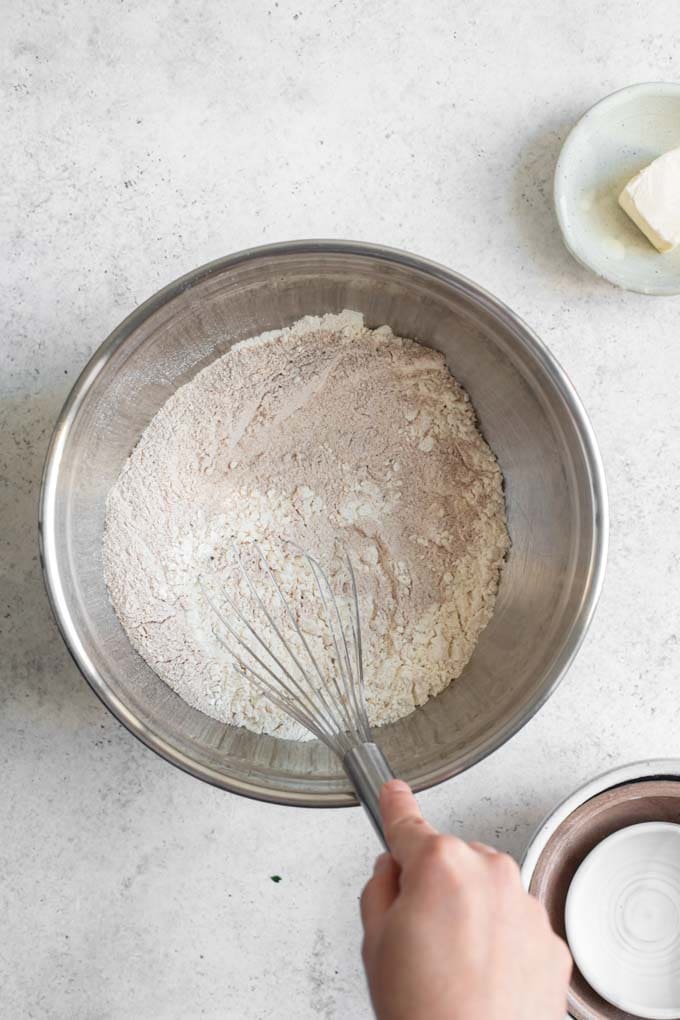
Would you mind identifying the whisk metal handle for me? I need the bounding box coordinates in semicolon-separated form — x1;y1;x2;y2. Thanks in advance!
343;742;395;848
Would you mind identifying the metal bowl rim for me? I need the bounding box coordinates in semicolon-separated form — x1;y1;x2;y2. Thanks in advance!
39;238;609;807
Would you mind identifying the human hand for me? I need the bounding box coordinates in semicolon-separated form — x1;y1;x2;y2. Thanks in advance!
360;780;571;1020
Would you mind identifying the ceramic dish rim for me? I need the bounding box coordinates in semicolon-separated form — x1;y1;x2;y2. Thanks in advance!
521;759;680;889
554;81;680;296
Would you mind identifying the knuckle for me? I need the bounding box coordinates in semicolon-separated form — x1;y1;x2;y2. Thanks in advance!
490;851;520;882
420;834;467;868
418;835;443;862
423;835;449;863
440;833;468;856
388;814;428;842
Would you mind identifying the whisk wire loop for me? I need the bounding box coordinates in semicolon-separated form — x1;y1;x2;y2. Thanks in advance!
200;583;341;743
202;539;396;844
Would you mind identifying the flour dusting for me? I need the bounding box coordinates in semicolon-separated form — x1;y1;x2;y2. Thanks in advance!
103;311;509;739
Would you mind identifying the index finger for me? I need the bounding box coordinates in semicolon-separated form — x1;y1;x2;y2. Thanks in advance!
380;779;437;867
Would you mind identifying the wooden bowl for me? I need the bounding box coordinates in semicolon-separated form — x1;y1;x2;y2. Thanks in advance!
529;779;680;1020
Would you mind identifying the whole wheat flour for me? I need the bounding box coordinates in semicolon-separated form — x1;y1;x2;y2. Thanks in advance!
103;311;509;740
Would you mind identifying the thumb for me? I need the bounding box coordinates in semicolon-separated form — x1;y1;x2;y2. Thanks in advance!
360;853;399;942
380;779;437;867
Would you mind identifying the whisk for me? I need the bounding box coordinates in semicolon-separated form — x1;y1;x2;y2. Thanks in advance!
202;541;396;847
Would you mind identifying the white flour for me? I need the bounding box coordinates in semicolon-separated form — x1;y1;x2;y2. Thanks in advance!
103;311;509;739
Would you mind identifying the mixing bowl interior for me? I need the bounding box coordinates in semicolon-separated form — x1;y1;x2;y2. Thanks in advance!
40;242;606;805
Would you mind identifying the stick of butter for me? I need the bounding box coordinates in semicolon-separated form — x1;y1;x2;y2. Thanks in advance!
618;146;680;253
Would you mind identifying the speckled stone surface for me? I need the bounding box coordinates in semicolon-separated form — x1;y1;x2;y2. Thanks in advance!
4;2;680;1017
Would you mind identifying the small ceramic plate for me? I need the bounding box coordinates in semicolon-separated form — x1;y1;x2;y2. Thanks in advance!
555;82;680;295
566;822;680;1018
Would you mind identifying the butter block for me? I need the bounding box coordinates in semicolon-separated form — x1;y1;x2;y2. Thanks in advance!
618;146;680;253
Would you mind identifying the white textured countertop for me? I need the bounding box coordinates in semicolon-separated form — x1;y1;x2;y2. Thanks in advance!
4;2;680;1017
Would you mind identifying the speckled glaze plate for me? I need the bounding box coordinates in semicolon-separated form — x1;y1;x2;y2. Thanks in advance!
555;82;680;295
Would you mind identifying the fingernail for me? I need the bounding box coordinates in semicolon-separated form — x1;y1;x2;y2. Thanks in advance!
373;852;391;873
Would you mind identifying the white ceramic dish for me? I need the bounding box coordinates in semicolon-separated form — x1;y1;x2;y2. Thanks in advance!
555;82;680;295
565;822;680;1018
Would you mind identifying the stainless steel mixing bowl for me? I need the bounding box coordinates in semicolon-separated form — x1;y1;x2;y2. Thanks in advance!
40;240;608;806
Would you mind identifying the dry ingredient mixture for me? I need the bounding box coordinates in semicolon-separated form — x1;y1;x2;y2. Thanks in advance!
103;311;509;740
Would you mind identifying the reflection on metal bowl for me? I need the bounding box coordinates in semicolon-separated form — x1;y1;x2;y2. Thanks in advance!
40;240;607;806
